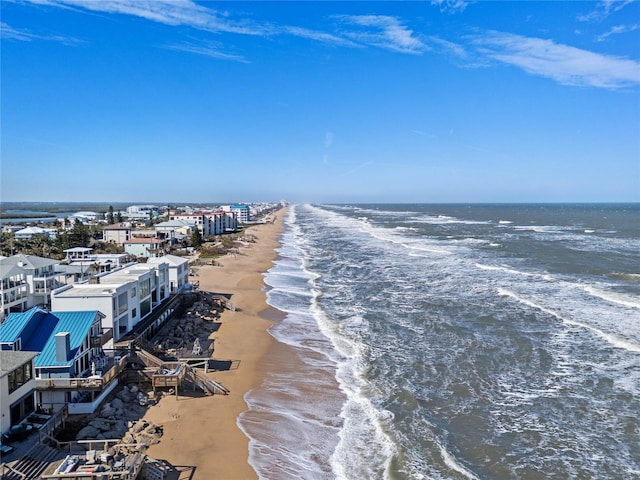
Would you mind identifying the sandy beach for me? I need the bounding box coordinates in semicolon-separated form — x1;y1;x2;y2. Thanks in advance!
142;209;286;479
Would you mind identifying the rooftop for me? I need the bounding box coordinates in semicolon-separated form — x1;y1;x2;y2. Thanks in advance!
0;350;38;378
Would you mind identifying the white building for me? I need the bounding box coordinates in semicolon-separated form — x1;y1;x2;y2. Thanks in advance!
102;223;133;245
125;205;159;220
14;226;57;240
0;255;64;318
222;205;250;224
1;263;28;321
0;350;38;433
154;219;197;242
51;262;170;343
147;254;190;293
124;238;166;258
0;308;111;415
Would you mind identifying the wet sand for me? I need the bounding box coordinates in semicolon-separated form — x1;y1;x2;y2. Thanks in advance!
142;209;286;479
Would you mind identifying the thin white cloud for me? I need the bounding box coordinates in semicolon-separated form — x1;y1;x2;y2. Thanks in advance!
0;21;83;44
596;23;640;42
283;26;358;48
578;0;635;22
324;132;334;149
336;15;427;54
472;31;640;89
20;0;269;35
430;0;471;14
163;41;249;63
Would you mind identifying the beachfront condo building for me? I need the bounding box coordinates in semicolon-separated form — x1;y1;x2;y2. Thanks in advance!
51;262;170;343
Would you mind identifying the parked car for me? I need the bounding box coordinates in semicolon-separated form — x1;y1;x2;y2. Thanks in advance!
1;423;34;443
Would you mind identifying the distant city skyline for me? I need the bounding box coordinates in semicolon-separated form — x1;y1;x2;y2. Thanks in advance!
2;1;639;203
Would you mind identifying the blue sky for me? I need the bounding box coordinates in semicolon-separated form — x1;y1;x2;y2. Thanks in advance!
1;0;639;204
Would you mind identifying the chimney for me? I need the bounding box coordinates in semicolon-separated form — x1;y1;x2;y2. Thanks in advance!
55;332;70;362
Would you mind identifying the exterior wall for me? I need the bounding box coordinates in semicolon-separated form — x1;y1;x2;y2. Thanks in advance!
124;240;165;258
149;257;187;293
103;227;132;245
1;272;28;321
230;205;250;223
51;264;169;342
26;263;64;310
1;360;36;432
51;287;119;341
169;214;211;235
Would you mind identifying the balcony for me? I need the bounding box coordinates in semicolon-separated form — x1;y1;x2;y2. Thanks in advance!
35;354;128;391
90;328;113;348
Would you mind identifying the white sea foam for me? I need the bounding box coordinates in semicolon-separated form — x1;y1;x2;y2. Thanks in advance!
498;288;640;353
583;285;640;309
439;443;480;480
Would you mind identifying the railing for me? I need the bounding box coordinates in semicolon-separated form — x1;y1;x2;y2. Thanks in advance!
35;355;128;391
90;329;113;348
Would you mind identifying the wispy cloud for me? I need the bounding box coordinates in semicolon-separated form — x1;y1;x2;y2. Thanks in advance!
430;0;471;14
0;21;83;45
596;23;640;42
163;41;248;63
20;0;269;35
472;31;640;89
336;15;427;54
578;0;635;22
324;132;334;149
283;26;357;48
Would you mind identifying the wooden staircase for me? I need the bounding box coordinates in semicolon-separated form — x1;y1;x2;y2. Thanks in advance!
1;444;59;480
183;365;230;395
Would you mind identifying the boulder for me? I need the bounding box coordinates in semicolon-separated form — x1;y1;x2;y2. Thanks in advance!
76;425;100;441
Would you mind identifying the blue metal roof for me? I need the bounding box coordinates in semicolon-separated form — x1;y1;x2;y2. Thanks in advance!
0;307;100;368
35;311;99;368
0;308;57;351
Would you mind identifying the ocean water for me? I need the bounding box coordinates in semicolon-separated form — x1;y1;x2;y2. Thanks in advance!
239;203;640;480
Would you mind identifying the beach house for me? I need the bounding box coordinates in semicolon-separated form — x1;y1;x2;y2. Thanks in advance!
51;262;170;343
14;226;57;240
123;237;166;258
103;223;133;245
1;263;29;321
154;219;197;243
0;350;38;433
0;254;64;317
147;254;190;293
0;307;119;415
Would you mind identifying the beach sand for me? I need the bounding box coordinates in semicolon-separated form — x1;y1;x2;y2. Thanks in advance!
142;209;286;479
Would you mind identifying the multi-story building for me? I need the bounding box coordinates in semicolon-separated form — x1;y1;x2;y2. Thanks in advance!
0;254;64;318
123;238;166;258
147;254;190;293
102;223;133;245
125;205;159;220
0;307;111;414
0;350;38;432
154;219;197;242
223;205;250;223
51;262;170;343
1;263;29;320
168;213;212;236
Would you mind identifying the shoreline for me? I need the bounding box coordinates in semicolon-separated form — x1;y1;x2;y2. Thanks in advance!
141;209;287;479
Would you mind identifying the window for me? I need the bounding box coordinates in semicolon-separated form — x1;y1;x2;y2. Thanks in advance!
132;308;137;319
8;361;33;394
131;288;137;298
